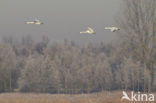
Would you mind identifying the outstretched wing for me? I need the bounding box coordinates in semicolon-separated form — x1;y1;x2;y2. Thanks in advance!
87;27;92;30
105;27;112;29
87;27;94;32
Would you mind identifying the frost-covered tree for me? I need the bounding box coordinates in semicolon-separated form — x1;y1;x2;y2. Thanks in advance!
117;0;156;92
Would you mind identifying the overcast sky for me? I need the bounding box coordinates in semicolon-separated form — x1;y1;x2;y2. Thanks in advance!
0;0;122;44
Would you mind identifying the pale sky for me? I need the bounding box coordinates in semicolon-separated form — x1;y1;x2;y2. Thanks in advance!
0;0;122;44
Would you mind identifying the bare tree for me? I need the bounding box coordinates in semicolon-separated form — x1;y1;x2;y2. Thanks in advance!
0;44;17;92
117;0;156;92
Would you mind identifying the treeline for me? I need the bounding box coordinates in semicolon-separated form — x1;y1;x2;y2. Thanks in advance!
0;35;155;93
0;0;156;93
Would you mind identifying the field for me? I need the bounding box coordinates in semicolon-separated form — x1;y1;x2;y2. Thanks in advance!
0;91;155;103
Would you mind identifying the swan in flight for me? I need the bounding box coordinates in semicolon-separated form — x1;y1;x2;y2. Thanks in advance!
104;27;120;32
80;27;95;34
26;19;43;25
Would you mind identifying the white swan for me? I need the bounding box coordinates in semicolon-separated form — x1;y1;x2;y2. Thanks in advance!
105;27;120;32
80;27;95;34
26;19;43;25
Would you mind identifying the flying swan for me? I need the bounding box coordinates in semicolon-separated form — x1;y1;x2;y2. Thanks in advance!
104;27;120;32
80;27;95;34
26;19;43;25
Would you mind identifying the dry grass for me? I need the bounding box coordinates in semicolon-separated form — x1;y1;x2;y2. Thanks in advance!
0;91;155;103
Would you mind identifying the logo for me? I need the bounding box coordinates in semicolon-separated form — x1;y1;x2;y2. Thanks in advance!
121;91;155;102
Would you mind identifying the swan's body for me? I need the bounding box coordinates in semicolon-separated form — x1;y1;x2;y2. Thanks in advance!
26;19;43;25
80;27;95;34
105;27;120;32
